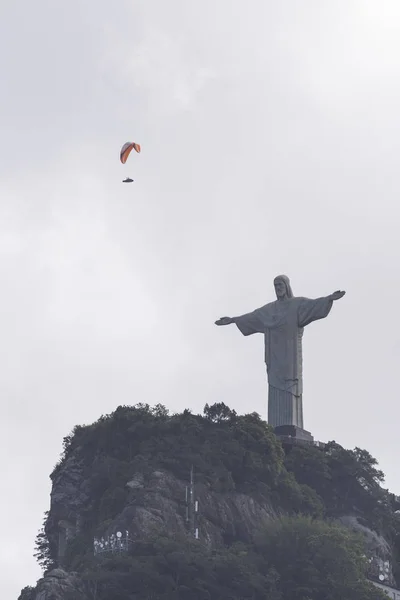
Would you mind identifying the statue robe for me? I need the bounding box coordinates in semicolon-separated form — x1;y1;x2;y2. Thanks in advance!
234;296;333;429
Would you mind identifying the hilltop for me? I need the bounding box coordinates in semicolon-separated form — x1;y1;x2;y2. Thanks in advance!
19;402;399;599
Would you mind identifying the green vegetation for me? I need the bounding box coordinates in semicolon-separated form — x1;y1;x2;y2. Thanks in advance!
72;520;384;600
32;402;397;599
52;402;284;494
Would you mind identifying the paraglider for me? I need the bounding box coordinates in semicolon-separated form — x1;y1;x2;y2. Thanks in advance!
120;141;141;183
120;142;141;163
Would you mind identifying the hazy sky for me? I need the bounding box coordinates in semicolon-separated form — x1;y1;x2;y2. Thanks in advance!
2;1;400;597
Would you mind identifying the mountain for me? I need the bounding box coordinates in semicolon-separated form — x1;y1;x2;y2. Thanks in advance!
19;402;398;599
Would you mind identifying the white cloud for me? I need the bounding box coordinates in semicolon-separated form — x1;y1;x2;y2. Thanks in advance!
103;22;217;113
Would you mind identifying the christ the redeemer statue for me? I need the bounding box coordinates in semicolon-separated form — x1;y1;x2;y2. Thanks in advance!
215;275;345;429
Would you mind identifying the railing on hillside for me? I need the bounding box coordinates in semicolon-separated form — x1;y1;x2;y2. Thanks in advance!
367;555;393;586
276;435;325;449
93;530;132;556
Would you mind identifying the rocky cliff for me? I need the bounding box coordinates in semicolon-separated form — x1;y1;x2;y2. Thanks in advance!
19;403;398;600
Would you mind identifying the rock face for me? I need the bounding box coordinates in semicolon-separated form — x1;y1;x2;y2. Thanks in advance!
45;454;91;565
102;468;277;545
50;460;277;551
337;515;396;586
338;515;392;557
26;461;279;599
30;569;87;600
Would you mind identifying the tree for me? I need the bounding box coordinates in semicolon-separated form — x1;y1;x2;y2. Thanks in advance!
285;441;393;534
284;443;331;495
203;402;237;423
151;404;169;419
80;534;277;600
255;516;387;600
34;511;56;573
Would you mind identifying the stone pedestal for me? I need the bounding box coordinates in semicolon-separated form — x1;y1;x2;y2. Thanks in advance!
274;424;314;445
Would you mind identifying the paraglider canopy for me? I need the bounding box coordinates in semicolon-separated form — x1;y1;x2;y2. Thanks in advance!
120;142;141;164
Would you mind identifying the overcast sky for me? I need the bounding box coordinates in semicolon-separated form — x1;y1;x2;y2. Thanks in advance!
2;1;400;597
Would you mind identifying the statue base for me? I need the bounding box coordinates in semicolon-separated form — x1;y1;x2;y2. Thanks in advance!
274;425;314;445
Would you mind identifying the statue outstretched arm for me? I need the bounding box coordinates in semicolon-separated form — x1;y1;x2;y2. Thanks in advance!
298;290;345;328
215;309;264;336
215;316;236;326
328;290;346;301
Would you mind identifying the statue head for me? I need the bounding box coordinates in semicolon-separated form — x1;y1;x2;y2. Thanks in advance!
274;275;293;300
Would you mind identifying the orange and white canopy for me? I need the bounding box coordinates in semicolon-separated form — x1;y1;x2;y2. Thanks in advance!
120;142;141;164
